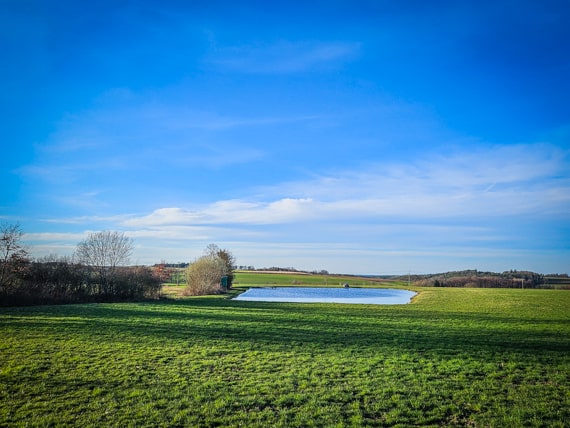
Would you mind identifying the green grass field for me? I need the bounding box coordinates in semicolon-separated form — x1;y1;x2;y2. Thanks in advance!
1;279;569;426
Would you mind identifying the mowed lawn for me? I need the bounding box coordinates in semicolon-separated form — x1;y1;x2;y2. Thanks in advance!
1;286;569;427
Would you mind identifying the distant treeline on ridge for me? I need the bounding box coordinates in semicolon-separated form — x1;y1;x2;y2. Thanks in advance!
395;270;569;289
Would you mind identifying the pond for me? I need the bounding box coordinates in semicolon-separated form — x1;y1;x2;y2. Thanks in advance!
234;287;416;305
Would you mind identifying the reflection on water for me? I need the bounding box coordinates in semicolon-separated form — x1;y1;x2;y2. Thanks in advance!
234;287;416;304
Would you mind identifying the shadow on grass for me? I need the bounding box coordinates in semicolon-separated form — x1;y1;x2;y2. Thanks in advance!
2;297;569;359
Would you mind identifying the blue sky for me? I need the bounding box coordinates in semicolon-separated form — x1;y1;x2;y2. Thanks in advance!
1;0;569;274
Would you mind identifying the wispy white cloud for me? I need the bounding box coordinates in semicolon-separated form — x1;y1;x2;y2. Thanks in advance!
262;143;570;215
24;232;88;242
120;143;569;229
40;214;132;225
22;142;569;272
24;91;333;183
44;89;325;143
207;40;361;73
271;143;568;196
122;199;318;227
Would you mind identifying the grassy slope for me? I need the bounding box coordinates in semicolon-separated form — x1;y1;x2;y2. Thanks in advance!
1;284;569;427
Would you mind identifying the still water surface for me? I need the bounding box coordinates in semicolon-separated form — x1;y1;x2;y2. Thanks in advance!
234;287;416;304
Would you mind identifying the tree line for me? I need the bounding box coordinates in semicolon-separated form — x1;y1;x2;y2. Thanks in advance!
1;222;238;306
403;270;553;288
0;223;161;306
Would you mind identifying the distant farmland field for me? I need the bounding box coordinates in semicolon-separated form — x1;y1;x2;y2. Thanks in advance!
233;271;401;287
1;283;568;426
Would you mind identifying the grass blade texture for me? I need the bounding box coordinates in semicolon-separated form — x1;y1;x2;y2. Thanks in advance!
1;287;569;427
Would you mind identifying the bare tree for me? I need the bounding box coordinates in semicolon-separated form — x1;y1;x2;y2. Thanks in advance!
0;222;29;292
75;231;133;295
